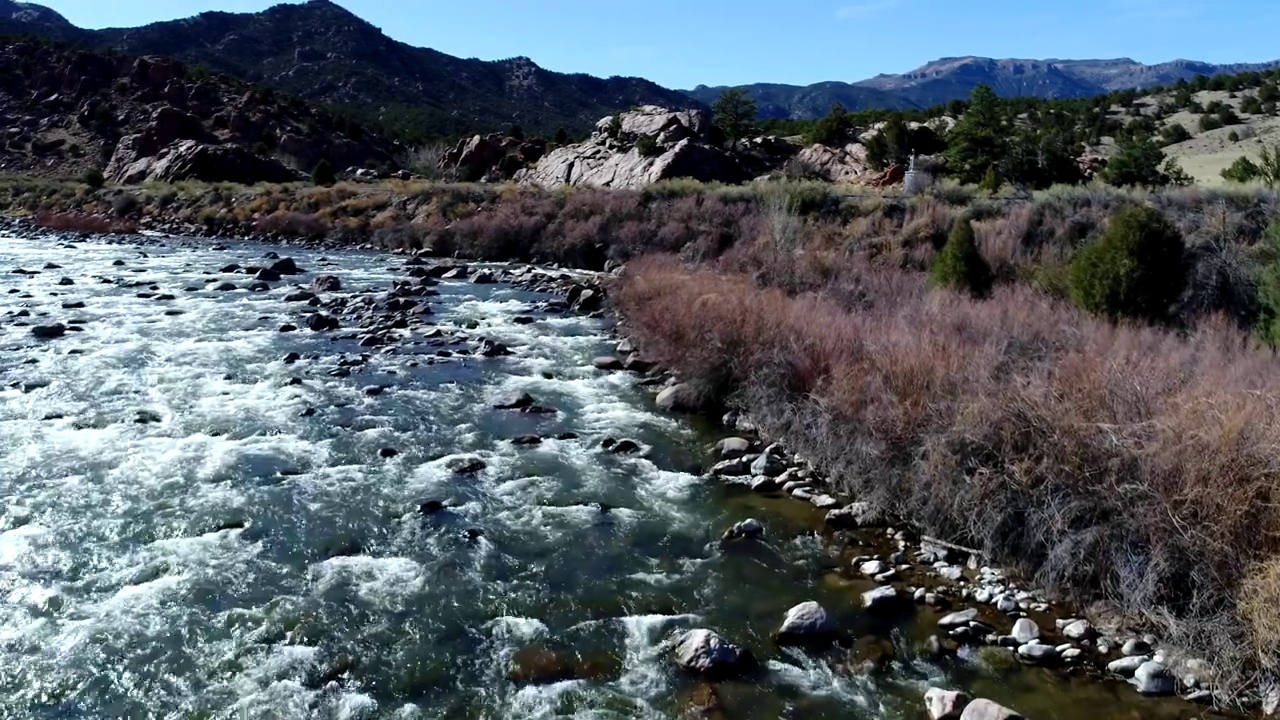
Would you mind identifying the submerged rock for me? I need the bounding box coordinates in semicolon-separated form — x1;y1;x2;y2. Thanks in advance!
721;518;764;542
446;456;487;474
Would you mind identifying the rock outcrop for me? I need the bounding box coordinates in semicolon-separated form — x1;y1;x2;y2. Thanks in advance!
516;106;747;189
108;139;298;185
0;40;398;182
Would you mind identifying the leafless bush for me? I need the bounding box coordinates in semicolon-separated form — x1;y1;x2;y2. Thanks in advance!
406;141;453;181
615;255;1280;703
254;210;328;239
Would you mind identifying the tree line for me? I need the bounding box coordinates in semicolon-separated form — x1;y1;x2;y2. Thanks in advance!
711;65;1280;189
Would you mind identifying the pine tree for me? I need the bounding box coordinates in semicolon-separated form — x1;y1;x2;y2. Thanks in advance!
711;89;758;148
312;159;336;187
944;85;1007;185
930;217;993;298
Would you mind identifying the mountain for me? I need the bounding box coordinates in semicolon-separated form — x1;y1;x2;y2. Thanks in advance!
683;82;917;118
0;0;1276;134
686;56;1280;120
0;0;82;39
53;0;697;140
0;37;398;181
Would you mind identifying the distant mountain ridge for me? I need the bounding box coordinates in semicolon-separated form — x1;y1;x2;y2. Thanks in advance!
686;56;1280;119
0;0;1277;132
0;0;699;139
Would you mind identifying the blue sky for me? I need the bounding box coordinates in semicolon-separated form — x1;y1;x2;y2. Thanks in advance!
38;0;1280;89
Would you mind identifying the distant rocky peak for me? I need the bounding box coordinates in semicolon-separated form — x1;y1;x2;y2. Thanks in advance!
0;0;71;26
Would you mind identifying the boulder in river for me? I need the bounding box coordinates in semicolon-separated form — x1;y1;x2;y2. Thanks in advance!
776;601;836;644
671;628;755;679
269;258;303;276
862;585;902;612
494;391;536;410
655;382;699;412
1130;661;1175;695
1062;619;1095;641
312;275;342;292
714;437;752;459
592;356;624;371
1011;618;1041;644
446;456;487;474
958;699;1025;720
306;314;340;332
1107;655;1148;677
937;608;979;629
721;518;764;542
924;688;971;720
30;323;67;339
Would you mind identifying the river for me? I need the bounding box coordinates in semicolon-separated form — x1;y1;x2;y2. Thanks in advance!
0;233;1222;719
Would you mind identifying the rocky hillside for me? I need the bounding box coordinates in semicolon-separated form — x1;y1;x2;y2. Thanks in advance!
686;56;1280;119
0;0;699;140
0;39;399;182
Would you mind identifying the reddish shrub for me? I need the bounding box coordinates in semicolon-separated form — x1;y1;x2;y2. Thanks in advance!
254;210;328;239
35;211;138;234
615;254;1280;698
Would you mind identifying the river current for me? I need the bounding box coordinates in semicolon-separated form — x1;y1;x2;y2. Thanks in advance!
0;234;1217;719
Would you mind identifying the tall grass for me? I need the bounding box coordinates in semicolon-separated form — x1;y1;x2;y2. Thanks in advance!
615;255;1280;701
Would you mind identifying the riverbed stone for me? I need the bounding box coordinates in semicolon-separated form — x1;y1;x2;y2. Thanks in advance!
710;456;754;477
494;391;535;410
1131;661;1176;695
938;608;978;629
1062;619;1095;641
859;560;889;577
1016;642;1057;664
1106;655;1149;677
924;688;970;720
30;323;66;339
714;437;752;459
1011;618;1041;644
446;456;486;474
1122;638;1152;656
722;518;764;542
825;502;883;529
672;629;754;679
777;601;836;643
958;699;1025;720
655;382;698;412
862;585;901;612
592;356;623;371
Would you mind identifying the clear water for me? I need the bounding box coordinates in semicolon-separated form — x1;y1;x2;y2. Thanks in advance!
0;235;1223;719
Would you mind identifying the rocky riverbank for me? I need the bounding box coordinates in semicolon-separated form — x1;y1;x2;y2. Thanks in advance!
2;221;1256;719
587;326;1258;719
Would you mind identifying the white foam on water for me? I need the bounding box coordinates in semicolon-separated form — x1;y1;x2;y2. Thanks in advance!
614;613;700;701
768;651;881;710
309;555;426;613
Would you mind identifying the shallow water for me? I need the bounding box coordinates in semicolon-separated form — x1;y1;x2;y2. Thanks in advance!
0;234;1223;719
